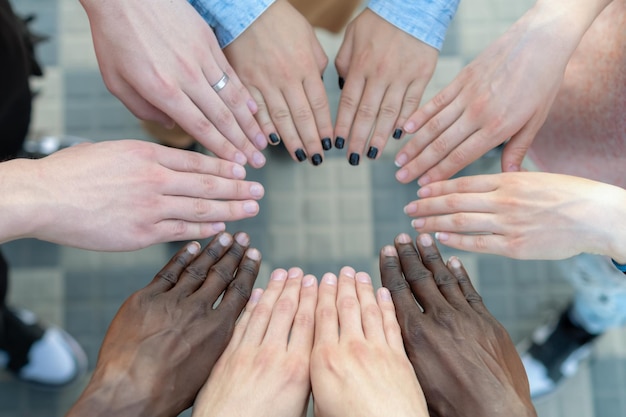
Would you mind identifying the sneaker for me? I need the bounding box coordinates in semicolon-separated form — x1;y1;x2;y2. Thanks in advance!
0;307;87;387
519;305;599;399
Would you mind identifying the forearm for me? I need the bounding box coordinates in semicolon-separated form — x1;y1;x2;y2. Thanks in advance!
367;0;460;50
187;0;275;47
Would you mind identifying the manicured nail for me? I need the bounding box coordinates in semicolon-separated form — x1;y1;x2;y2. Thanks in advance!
269;133;281;145
419;233;433;247
323;273;337;285
366;147;378;159
295;148;307;162
335;136;345;149
349;153;360;166
379;287;392;302
246;248;261;261
356;272;371;284
232;164;246;179
393;128;403;139
435;232;449;242
250;288;263;304
411;218;425;228
397;233;411;244
303;275;316;287
186;241;200;254
253;151;266;167
321;137;332;151
338;77;345;90
395;153;408;167
235;233;250;246
243;201;259;214
272;269;288;281
312;153;323;166
219;233;233;246
250;183;264;198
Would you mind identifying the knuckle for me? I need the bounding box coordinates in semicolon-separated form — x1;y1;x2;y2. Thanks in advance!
356;104;377;120
184;264;208;282
209;263;235;286
227;278;253;302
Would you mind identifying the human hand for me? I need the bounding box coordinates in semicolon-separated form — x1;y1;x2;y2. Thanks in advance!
335;9;438;165
193;267;317;417
1;140;264;251
224;0;332;166
310;267;427;417
79;0;267;168
404;172;626;261
67;233;261;417
380;233;536;417
394;2;604;185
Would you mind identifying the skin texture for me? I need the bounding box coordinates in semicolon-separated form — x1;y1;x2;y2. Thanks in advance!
335;9;438;161
310;267;428;417
380;233;537;417
224;0;331;165
405;172;626;263
0;140;264;251
395;0;613;186
66;232;261;417
193;267;317;417
79;0;267;168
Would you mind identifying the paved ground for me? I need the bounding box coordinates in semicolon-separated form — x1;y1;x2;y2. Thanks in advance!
2;0;625;416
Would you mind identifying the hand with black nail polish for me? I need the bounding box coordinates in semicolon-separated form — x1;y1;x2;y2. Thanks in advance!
224;1;333;166
334;9;438;163
380;233;537;417
67;232;261;417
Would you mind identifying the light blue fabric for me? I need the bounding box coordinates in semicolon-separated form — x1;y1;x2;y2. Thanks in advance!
367;0;460;50
187;0;275;48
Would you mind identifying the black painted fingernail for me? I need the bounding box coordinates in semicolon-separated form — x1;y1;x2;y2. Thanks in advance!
321;137;332;151
393;128;403;139
349;153;360;166
367;147;378;159
295;148;307;162
311;153;323;166
269;133;280;145
335;136;345;149
338;77;345;90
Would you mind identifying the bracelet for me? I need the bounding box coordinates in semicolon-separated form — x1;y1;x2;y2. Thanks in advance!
611;258;626;274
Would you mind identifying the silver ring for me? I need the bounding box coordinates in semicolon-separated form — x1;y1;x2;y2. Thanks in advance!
211;72;229;93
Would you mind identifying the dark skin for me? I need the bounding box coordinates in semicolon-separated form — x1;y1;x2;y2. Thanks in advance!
66;232;261;417
380;233;537;417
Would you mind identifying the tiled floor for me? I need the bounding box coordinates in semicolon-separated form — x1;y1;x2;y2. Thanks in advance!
2;1;626;416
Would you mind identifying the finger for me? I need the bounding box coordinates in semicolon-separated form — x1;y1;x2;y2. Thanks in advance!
355;272;385;342
336;267;363;338
394;80;428;133
172;232;234;297
108;77;174;127
263;268;304;345
416;175;500;199
345;81;386;162
155;146;248;180
283;82;325;166
248;86;282;147
414;233;468;310
393;233;444;312
160;174;265;201
314;273;339;345
501;121;540;173
221;287;264;355
376;287;404;350
158;198;261;223
409;213;502;236
264;88;307;163
334;74;366;160
241;269;289;345
365;84;405;160
302;75;333;162
434;232;512;258
151;221;226;245
217;247;262;318
288;274;318;353
402;79;462;134
446;256;490;316
403;193;495;219
149;241;201;293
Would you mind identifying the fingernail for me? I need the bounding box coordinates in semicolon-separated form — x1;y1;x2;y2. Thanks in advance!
321;137;332;150
212;223;226;233
323;273;337;285
235;232;250;246
335;136;345;149
449;256;462;269
235;152;247;166
379;287;392;301
243;201;259;214
366;147;378;159
288;268;301;279
404;121;416;132
507;164;520;172
338;77;345;90
349;153;360;166
253;151;266;167
404;203;417;215
255;133;266;148
219;233;233;246
295;148;307;162
396;169;408;182
247;99;258;113
395;153;408;167
186;241;200;254
356;272;371;283
246;247;261;260
232;164;246;179
435;232;449;242
272;269;288;281
250;183;264;198
303;275;316;287
341;266;356;278
269;133;281;145
393;128;403;139
411;218;425;228
311;153;323;166
382;245;396;256
419;233;433;247
250;288;263;303
397;233;411;244
417;187;431;198
418;175;431;186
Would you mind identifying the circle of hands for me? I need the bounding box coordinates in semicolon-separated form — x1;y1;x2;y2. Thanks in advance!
69;232;535;417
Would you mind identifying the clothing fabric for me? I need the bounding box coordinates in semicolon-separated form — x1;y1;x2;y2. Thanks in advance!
187;0;458;50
